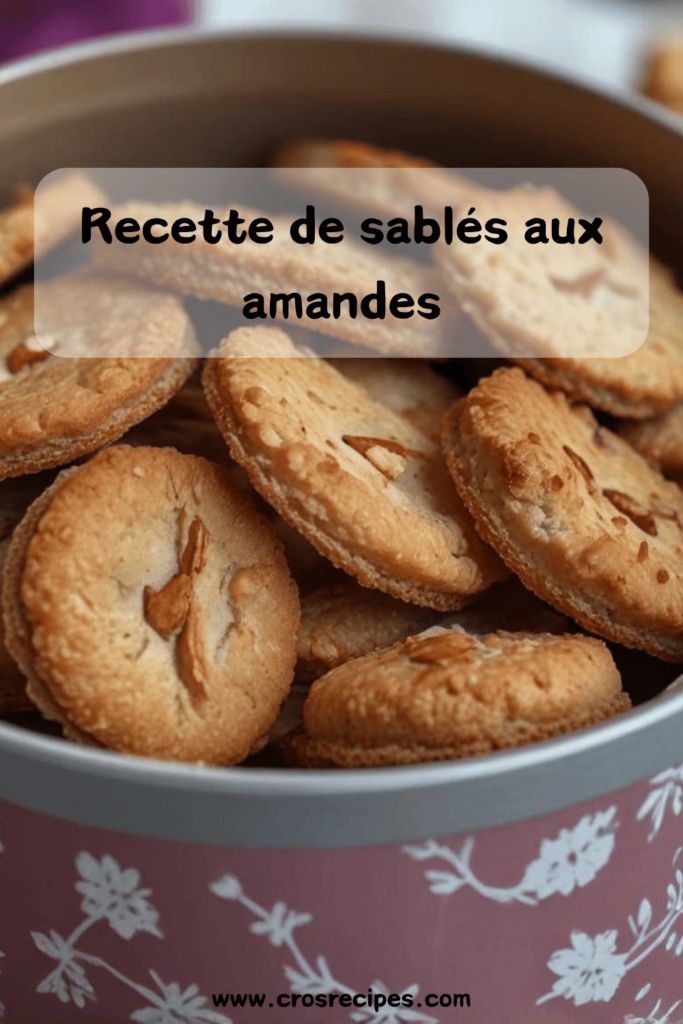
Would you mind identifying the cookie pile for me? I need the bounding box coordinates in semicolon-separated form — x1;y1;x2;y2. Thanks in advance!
1;146;682;768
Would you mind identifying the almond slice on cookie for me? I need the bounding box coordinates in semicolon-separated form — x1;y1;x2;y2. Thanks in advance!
3;446;300;763
202;326;508;611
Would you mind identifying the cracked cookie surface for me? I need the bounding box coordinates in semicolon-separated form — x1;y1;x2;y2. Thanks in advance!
442;366;683;660
3;446;300;763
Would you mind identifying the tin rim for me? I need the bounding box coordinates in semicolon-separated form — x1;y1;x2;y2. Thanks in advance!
0;26;682;803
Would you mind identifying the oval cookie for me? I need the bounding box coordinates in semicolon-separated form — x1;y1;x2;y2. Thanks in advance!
443;366;683;660
0;171;107;286
296;575;567;680
272;138;473;221
511;259;683;418
202;326;508;610
0;470;58;712
0;272;197;479
3;446;300;763
436;183;650;360
286;627;628;767
618;401;683;480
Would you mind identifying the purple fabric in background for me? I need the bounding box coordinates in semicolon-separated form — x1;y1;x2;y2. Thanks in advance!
0;0;193;64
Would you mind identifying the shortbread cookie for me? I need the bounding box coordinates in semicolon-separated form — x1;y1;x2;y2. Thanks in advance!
286;627;629;767
0;471;57;712
272;138;474;220
0;272;197;479
642;41;683;114
1;171;107;285
3;446;300;763
443;367;683;660
92;200;459;356
512;257;683;417
329;358;461;441
202;327;508;610
125;386;345;595
297;581;443;679
296;575;567;680
436;183;652;366
618;401;683;479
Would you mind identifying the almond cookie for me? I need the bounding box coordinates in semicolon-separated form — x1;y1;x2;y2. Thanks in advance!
329;358;461;441
296;575;567;680
203;327;508;610
0;271;197;479
0;471;58;712
618;401;683;480
124;381;344;593
296;580;443;680
272;138;473;220
436;183;655;371
512;257;683;418
1;171;107;285
285;627;629;767
92;200;458;357
3;446;300;763
443;367;683;660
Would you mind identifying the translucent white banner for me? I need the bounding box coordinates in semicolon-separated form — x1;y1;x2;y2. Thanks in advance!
32;167;649;359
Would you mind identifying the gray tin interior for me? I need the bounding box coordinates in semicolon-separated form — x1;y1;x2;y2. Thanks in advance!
1;28;683;849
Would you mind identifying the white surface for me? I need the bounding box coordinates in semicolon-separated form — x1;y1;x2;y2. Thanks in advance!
199;0;683;91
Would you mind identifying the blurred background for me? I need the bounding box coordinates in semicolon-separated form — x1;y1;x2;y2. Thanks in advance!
1;0;683;107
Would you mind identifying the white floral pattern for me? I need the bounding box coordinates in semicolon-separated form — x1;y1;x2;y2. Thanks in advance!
74;852;161;940
625;991;683;1023
32;852;229;1022
130;971;228;1023
538;854;683;1007
637;766;683;842
349;982;437;1024
34;929;96;1007
249;901;313;947
5;763;683;1018
210;874;436;1023
404;807;617;905
538;929;627;1005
